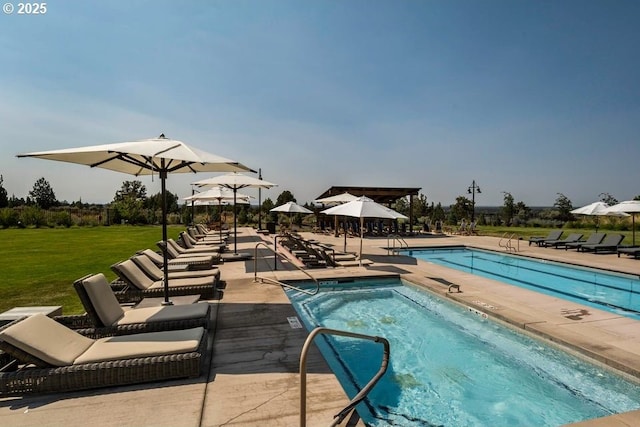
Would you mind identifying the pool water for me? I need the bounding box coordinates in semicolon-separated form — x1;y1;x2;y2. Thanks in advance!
287;278;640;427
403;247;640;319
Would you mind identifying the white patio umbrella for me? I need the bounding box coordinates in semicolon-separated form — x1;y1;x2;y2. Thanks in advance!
570;201;628;232
604;200;640;246
192;172;277;254
270;201;313;230
315;192;359;243
184;187;251;241
17;134;253;304
321;196;407;266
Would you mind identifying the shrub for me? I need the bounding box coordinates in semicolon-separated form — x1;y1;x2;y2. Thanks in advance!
0;208;19;228
20;206;47;227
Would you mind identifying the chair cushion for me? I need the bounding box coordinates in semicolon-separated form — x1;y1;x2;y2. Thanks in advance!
147;276;215;290
82;273;125;326
0;314;94;366
118;259;154;290
118;303;209;325
74;327;204;364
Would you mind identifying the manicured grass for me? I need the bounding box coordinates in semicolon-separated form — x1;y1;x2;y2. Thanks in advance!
0;225;183;315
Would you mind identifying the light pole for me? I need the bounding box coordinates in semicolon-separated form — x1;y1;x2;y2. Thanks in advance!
467;180;481;223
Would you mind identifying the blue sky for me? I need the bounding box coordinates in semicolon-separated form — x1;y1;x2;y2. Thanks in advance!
1;0;639;207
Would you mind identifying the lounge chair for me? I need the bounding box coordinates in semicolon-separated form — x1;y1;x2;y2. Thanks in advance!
131;254;220;282
162;239;223;259
111;259;219;302
542;233;584;248
138;248;217;270
68;273;211;336
563;233;606;251
579;234;625;253
528;230;563;246
0;314;206;396
180;231;226;250
617;246;640;259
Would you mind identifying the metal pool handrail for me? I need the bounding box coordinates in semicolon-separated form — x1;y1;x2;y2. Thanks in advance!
387;233;408;255
253;242;320;295
299;327;390;427
498;232;519;252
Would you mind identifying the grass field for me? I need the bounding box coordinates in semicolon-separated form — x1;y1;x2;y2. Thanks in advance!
0;225;183;315
0;224;635;316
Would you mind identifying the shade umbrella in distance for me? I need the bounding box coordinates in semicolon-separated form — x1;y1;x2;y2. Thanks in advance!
315;192;359;248
570;201;628;232
270;201;313;231
321;196;407;266
604;200;640;246
184;187;252;242
192;172;277;255
18;134;253;305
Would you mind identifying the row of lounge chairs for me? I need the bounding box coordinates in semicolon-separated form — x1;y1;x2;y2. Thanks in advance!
528;230;636;256
0;223;226;396
278;232;359;268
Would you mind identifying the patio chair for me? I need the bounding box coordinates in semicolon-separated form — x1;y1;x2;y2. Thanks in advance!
541;233;584;248
0;314;206;396
67;273;211;336
563;233;606;251
578;234;625;253
617;246;640;259
111;259;219;303
131;254;220;282
180;231;226;250
528;230;563;246
138;248;217;270
163;239;223;258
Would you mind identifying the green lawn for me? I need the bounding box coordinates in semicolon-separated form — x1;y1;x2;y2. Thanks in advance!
0;225;183;315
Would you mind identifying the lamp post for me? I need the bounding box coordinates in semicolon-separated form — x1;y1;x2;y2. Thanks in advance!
467;180;481;223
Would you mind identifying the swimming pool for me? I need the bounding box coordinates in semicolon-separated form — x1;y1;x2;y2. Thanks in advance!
402;247;640;319
286;277;640;427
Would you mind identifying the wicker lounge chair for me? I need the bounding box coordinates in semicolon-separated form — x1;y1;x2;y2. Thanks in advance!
617;246;640;259
111;259;219;303
65;273;211;337
542;233;584;248
161;239;223;260
579;234;625;253
137;248;217;270
180;231;226;250
528;230;563;246
131;254;220;282
563;233;606;251
0;314;206;396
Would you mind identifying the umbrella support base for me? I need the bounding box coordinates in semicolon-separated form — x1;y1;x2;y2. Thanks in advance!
221;252;253;262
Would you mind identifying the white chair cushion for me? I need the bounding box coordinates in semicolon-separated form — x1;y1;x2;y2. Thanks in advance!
117;303;209;325
82;273;124;326
0;314;94;366
74;327;204;364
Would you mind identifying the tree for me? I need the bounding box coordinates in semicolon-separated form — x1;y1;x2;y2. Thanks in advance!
29;177;58;209
515;201;531;221
111;180;147;224
500;192;515;226
449;196;473;224
599;192;618;206
554;193;574;222
0;175;8;208
275;190;296;206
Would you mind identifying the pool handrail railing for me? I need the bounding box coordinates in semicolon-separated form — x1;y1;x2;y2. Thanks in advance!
253;241;320;295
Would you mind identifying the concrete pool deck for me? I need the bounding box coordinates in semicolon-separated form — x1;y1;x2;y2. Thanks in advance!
1;228;640;426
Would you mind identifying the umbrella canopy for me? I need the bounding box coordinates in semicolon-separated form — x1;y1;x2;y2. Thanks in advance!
321;196;407;265
18;134;253;304
314;192;358;205
184;187;251;241
193;172;277;254
271;201;313;214
270;201;313;231
604;200;640;246
570;201;628;232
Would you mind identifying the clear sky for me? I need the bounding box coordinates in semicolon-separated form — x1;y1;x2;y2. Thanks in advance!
1;0;639;208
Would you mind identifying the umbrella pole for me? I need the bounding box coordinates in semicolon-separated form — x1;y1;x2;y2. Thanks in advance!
233;188;238;254
343;216;347;253
160;170;172;305
359;217;364;266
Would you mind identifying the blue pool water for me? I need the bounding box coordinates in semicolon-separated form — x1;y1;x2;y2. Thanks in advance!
287;278;640;427
402;247;640;319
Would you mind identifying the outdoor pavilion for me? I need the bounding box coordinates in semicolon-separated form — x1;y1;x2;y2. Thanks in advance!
315;186;421;234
